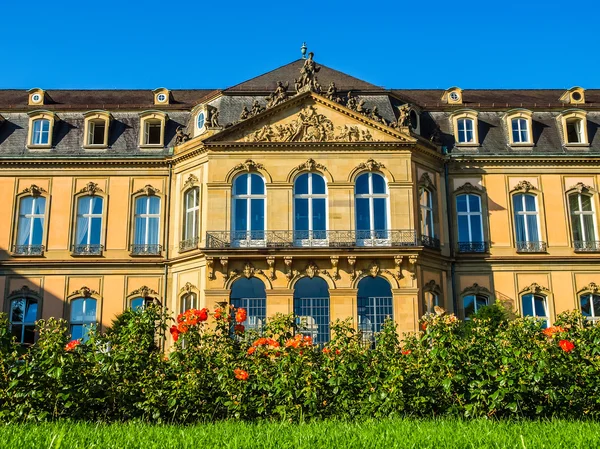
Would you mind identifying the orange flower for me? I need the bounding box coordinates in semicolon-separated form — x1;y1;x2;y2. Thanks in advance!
285;338;300;349
65;339;81;351
234;368;249;381
303;335;313;345
559;339;575;352
420;322;428;331
177;323;189;334
169;325;180;342
198;308;209;322
235;308;247;323
543;326;566;337
234;324;245;334
247;347;256;355
335;349;341;355
322;347;330;354
402;349;412;355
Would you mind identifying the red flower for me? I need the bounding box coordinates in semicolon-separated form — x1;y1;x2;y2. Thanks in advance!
234;368;249;381
420;322;428;331
177;323;189;334
559;339;575;352
543;326;566;337
65;339;81;351
322;347;331;354
335;349;341;355
234;324;245;334
402;349;412;355
198;308;209;322
169;325;180;342
235;308;247;323
247;347;256;355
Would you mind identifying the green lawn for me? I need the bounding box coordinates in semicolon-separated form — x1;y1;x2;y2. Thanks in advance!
1;419;598;449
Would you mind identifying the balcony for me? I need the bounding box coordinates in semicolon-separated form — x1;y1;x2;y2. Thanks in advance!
71;244;104;256
574;240;600;252
204;230;418;249
179;237;200;252
130;244;162;256
457;241;489;253
516;241;547;253
421;235;441;250
12;244;45;256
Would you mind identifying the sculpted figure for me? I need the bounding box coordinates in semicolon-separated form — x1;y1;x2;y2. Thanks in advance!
175;126;190;144
356;99;369;114
251;100;264;116
240;106;250;120
346;91;357;111
397;105;410;127
209;109;220;127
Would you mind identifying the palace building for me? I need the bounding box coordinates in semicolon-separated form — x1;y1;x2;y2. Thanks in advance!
2;52;600;345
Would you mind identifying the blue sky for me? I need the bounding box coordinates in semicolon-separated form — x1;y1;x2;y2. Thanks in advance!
1;0;598;90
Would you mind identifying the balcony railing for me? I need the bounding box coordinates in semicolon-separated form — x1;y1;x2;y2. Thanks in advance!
71;244;104;256
205;230;418;249
179;237;200;252
421;235;441;250
574;240;600;252
516;241;547;253
457;241;489;253
12;244;45;256
130;244;162;256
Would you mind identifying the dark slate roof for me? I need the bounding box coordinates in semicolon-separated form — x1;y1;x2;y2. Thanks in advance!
224;59;384;93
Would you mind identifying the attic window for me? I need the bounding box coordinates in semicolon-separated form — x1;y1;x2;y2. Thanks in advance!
145;121;162;145
32;119;50;145
449;92;460;102
572;92;582;102
512;118;530;143
566;119;585;144
139;110;168;148
89;121;106;145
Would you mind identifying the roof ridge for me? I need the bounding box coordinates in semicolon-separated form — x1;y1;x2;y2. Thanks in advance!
224;59;303;91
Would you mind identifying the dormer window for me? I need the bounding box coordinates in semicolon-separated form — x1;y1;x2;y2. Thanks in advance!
512;118;529;143
28;88;45;106
145;121;162;144
442;87;463;105
139;111;167;148
504;109;533;146
559;87;585;105
558;110;588;146
566;119;585;144
153;88;170;105
27;111;56;149
83;110;111;149
450;109;479;146
457;119;474;143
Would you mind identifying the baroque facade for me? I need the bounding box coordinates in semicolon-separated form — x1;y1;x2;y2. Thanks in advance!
1;54;600;344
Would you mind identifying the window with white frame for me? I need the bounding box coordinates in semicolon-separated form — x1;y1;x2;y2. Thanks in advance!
566;119;585;144
9;296;38;344
456;194;483;245
457;118;475;143
294;172;327;242
144;120;162;145
463;294;488;319
70;297;97;341
87;120;106;146
16;196;46;252
511;118;530;143
183;187;200;243
232;173;265;241
134;196;161;247
521;293;549;328
180;292;197;313
513;193;540;244
420;188;435;238
580;293;600;322
569;193;597;248
74;196;103;253
355;173;388;240
31;119;51;145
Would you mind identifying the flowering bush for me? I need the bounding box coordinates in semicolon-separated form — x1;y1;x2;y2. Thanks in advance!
2;304;600;423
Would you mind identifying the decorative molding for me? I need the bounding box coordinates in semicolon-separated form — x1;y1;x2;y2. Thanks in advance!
129;285;159;298
330;256;340;280
408;255;418;280
22;184;46;196
266;256;276;280
568;182;595;195
179;282;197;294
206;257;216;280
347;256;357;280
134;184;160;196
512;180;536;193
220;257;229;279
284;257;293;280
355;158;385;173
460;283;492;297
8;285;41;299
183;174;198;190
368;261;380;278
70;286;99;298
418;172;435;191
454;182;484;195
394;255;404;280
242;261;264;279
519;282;550;295
79;182;103;196
296;158;327;173
305;262;319;279
577;282;600;295
232;159;265;173
423;280;442;295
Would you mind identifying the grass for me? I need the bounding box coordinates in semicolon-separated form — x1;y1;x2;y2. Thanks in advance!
0;419;599;449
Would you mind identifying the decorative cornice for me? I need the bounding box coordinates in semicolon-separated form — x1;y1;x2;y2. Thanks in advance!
134;184;160;196
70;286;99;298
454;182;484;195
519;282;550;295
567;182;595;195
577;282;600;295
182;174;198;190
418;172;435;191
79;182;103;196
179;282;197;294
512;180;537;193
22;184;46;196
129;285;159;298
8;285;41;299
460;283;492;297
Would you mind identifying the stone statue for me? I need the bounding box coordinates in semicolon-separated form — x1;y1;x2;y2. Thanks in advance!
250;100;264;116
240;106;250;120
369;106;387;125
346;91;357;111
209;109;220;127
175;126;190;144
296;51;322;93
356;99;369;115
266;81;289;108
430;126;442;144
397;105;410;127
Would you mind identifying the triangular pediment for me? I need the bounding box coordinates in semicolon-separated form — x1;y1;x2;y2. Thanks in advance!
206;93;415;144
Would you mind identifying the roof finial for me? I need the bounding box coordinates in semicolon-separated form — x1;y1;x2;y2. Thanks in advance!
301;42;307;59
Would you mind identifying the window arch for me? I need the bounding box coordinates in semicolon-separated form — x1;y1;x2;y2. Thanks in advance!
181;187;200;250
357;276;393;344
521;293;549;328
73;195;104;255
451;109;479;145
132;190;161;255
230;277;267;332
9;294;38;345
513;193;543;252
568;192;598;251
463;294;489;319
456;193;484;252
580;292;600;323
294;172;327;245
232;173;265;247
293;277;330;344
70;297;97;341
27;110;56;148
15;193;47;256
355;172;389;245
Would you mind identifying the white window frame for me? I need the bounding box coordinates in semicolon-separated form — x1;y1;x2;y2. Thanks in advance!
144;120;162;146
17;196;46;246
183;187;200;241
570;193;598;244
231;174;266;240
521;293;549;328
355;172;390;232
511;118;530;143
32;118;50;145
135;196;161;245
69;297;97;341
566;119;585;144
420;188;435;238
514;194;540;243
76;196;103;245
463;294;489;319
457;194;483;243
180;292;197;313
457;118;474;143
294;172;328;244
9;297;38;344
87;120;106;146
580;293;600;323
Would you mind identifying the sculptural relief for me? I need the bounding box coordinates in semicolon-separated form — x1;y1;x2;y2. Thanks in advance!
175;126;190;144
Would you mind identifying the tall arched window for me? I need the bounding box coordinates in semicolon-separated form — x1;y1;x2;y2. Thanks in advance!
569;192;598;251
74;195;103;255
133;195;161;255
230;277;266;332
513;193;542;252
521;293;548;328
456;194;484;252
9;296;38;345
420;188;435;238
294;277;330;344
180;292;197;313
580;292;600;322
182;187;200;250
70;297;97;341
357;276;393;345
15;195;46;256
463;294;489;319
232;173;265;246
355;172;389;245
294;172;327;245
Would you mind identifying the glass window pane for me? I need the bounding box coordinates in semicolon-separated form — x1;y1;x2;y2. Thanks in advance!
20;196;33;215
373;198;387;230
250;199;264;232
372;174;386;194
134;217;146;244
148;197;160;214
250;174;264;195
456;195;468;213
514;214;526;242
23;325;35;345
522;295;533;317
85;299;97;321
524;195;536;212
513;195;523;213
70;324;83;340
580;195;593;212
311;174;325;194
464;295;475;317
569;194;580;213
90;218;102;245
71;299;84;322
534;296;546;317
135;197;147;215
355;174;369;194
234;199;247;231
131;298;144;310
470;215;483;241
313;198;326;231
92;197;103;214
234;175;247;195
34;197;46;215
10;299;25;322
581;294;591;317
458;215;470;242
526;215;539;241
147;218;160;244
294;198;308;231
78;196;91;214
356;198;370;231
468;195;481;212
592;295;600;317
295;174;309;195
32;218;44;245
476;295;488;309
512;120;520;142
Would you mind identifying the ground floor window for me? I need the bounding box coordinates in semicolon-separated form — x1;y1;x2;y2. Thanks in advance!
357;276;393;344
230;277;267;332
293;277;330;344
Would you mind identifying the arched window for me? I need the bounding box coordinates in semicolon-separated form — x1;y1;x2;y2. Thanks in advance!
232;173;265;246
463;294;489;319
420;188;435;238
457;118;474;143
32;118;51;145
355;172;389;244
580;293;600;322
182;187;200;250
513;193;542;252
70;297;97;341
15;195;46;255
74;195;103;255
9;296;38;345
133;195;161;255
521;294;548;328
569;192;598;250
130;297;145;310
230;277;267;332
294;172;327;245
456;194;484;252
180;293;197;313
294;277;330;344
357;276;393;345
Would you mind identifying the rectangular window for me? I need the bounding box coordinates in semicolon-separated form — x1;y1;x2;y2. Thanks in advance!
522;294;549;328
145;122;162;145
566;120;584;144
511;118;529;143
32;119;50;145
88;121;106;145
457;118;474;143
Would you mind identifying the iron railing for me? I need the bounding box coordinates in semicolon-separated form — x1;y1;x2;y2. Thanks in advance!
516;241;547;253
457;241;489;253
205;230;418;249
130;244;162;256
12;244;45;256
179;237;199;252
71;244;104;256
421;235;441;250
574;240;600;252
